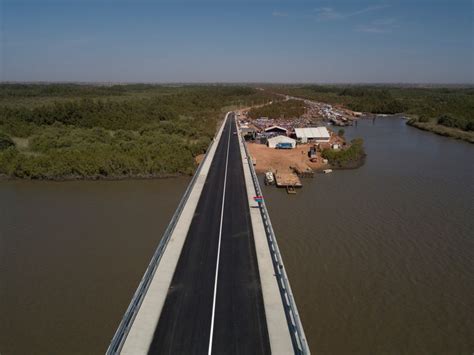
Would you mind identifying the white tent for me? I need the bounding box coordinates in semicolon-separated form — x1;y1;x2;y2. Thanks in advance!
267;135;296;149
294;127;330;143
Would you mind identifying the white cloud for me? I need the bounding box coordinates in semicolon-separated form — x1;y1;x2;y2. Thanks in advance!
272;11;288;17
313;7;344;20
354;25;388;33
349;4;390;17
314;4;389;21
355;18;398;34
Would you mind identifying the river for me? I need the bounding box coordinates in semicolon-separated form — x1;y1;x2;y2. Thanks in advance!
1;117;473;354
0;178;190;354
262;117;474;354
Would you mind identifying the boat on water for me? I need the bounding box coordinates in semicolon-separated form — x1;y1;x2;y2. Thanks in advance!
286;185;296;194
323;169;333;174
264;171;275;185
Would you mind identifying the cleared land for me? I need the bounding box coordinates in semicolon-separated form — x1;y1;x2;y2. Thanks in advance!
248;132;345;175
249;143;326;173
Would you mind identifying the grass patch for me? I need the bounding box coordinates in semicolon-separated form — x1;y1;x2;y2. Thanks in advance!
11;137;29;150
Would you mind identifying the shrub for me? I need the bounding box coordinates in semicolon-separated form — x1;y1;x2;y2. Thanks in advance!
0;84;279;179
0;132;15;150
437;114;468;130
322;138;366;168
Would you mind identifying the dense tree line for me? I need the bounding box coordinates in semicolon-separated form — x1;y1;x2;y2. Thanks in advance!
339;88;406;114
272;85;474;132
0;84;124;98
248;99;305;119
0;84;274;179
0;83;177;99
281;85;406;114
437;114;474;131
0;86;261;136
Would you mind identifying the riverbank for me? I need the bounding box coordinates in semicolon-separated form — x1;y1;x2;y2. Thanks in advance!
406;118;474;144
0;171;187;182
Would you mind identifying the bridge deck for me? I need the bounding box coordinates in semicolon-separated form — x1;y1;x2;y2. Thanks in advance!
115;113;300;355
148;116;270;354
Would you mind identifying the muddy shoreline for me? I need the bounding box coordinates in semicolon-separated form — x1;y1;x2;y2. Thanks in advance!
406;119;474;144
0;171;191;182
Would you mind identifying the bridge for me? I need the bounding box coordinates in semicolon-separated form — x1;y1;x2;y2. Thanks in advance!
107;112;309;354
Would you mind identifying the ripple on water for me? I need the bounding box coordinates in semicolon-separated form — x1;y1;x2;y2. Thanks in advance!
264;117;474;354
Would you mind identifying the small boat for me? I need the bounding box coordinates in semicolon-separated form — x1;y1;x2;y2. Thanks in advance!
286;185;296;194
264;171;275;185
323;169;333;174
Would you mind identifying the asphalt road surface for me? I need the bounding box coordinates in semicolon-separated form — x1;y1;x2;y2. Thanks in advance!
148;114;271;355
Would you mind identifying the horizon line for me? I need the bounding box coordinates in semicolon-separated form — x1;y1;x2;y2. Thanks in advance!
1;81;474;87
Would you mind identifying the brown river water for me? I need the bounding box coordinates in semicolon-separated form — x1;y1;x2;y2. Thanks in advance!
1;117;473;354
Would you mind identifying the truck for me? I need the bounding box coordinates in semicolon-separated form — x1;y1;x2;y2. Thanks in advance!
276;142;293;149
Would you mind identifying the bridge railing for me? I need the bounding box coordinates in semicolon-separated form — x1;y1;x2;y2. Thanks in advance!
106;113;229;354
241;132;310;355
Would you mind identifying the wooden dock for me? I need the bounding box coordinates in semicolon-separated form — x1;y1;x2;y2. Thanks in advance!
291;166;315;178
275;170;302;187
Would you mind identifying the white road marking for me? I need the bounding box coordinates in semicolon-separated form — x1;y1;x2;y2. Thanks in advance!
208;114;232;355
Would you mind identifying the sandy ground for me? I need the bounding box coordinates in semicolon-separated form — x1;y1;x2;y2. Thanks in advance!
247;133;344;173
248;143;326;174
195;154;205;165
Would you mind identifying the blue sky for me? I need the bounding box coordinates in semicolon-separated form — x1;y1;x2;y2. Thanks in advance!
1;0;473;83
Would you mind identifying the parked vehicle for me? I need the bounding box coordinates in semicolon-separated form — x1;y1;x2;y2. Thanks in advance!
264;171;275;185
276;142;293;149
